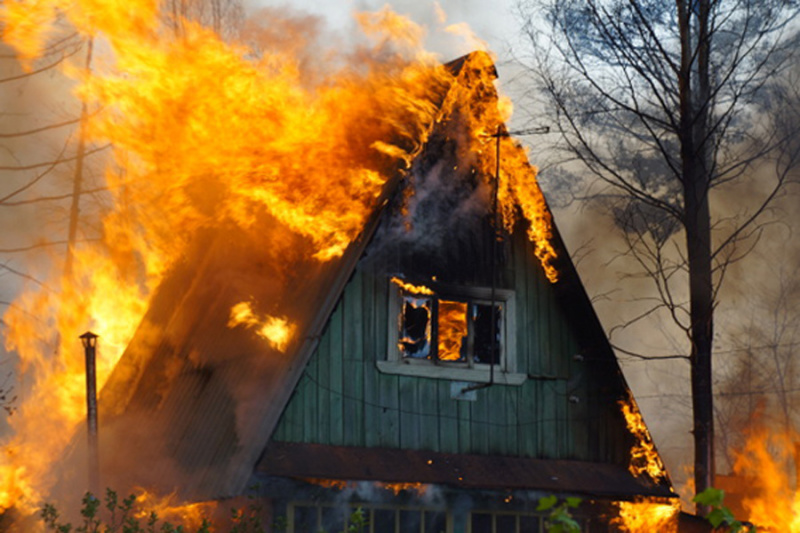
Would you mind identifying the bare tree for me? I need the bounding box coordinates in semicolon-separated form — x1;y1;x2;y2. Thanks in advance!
515;0;800;504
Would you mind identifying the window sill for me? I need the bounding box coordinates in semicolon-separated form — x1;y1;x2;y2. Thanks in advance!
376;361;527;385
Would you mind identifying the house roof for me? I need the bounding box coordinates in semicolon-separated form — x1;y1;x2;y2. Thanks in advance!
257;442;674;500
71;51;673;503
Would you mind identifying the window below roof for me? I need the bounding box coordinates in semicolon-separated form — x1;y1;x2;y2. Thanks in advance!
378;277;525;386
287;502;449;533
470;510;567;532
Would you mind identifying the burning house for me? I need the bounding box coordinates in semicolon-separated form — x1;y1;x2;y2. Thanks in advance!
41;50;683;532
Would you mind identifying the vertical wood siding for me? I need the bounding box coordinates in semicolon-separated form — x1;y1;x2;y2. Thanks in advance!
273;231;630;464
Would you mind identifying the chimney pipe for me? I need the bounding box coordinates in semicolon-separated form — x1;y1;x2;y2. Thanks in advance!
80;331;100;495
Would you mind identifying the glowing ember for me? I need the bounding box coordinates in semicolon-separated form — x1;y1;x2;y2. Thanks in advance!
612;498;679;533
390;276;434;295
377;482;429;496
437;300;468;361
303;478;350;490
228;301;296;352
619;399;669;483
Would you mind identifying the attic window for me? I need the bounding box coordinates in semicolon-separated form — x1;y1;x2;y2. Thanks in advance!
379;278;524;385
399;295;502;364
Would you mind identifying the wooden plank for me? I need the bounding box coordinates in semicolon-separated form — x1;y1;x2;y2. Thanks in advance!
343;272;365;446
513;232;535;376
470;387;490;454
540;380;558;457
316;329;331;445
504;385;519;456
399;375;420;449
303;349;319;443
483;385;505;455
518;380;538;457
328;305;345;444
556;379;568;458
270;395;290;442
535;251;553;377
527;240;545;377
437;381;459;453
554;292;571;378
362;271;381;449
418;378;439;450
377;372;400;448
276;384;303;442
457;398;471;454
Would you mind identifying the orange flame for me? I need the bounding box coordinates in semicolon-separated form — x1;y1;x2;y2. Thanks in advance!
619;399;669;484
228;301;296;352
303;478;350;490
437;300;467;361
303;478;429;497
0;0;559;520
390;276;434;295
132;487;217;529
723;418;800;531
612;498;679;533
433;50;558;282
377;482;429;496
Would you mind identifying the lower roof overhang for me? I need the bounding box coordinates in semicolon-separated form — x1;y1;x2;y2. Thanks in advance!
256;442;675;501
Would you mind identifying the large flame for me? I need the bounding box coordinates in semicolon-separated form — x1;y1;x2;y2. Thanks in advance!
0;0;558;520
723;417;800;531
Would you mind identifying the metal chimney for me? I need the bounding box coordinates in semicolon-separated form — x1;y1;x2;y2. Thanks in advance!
80;331;99;495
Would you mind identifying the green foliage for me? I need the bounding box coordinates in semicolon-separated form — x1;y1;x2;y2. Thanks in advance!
537;496;582;533
693;488;756;533
40;489;261;533
343;507;367;533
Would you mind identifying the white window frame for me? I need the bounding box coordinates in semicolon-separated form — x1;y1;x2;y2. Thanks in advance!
377;278;526;385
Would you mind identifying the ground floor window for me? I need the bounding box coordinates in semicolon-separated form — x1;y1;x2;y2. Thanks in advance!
469;510;582;533
287;502;449;533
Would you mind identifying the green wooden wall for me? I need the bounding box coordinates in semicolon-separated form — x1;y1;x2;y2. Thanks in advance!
272;229;630;465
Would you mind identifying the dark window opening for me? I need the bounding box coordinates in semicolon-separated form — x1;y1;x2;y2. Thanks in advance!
472;302;502;365
398;290;503;366
470;511;560;533
400;296;432;358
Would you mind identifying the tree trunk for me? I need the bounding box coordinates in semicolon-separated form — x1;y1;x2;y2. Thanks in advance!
678;0;715;511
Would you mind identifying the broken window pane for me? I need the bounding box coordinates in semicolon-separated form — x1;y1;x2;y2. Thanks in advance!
437;300;468;362
399;296;431;358
472;302;502;365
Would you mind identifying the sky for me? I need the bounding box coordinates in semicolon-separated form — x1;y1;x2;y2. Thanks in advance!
244;0;525;84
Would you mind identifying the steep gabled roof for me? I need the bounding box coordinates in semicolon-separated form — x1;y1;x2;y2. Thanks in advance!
73;52;672;503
